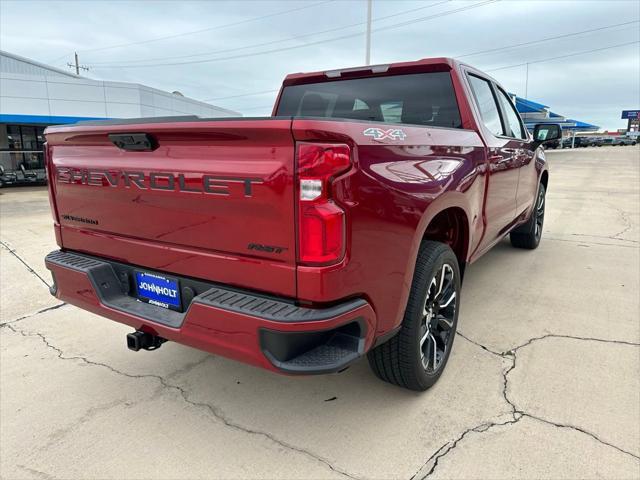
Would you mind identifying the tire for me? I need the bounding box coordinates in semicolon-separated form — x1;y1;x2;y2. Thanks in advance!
367;241;460;391
511;183;546;249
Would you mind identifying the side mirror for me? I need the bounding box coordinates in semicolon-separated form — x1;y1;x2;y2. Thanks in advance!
533;124;562;144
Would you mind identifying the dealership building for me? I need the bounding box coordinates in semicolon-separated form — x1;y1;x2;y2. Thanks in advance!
0;50;237;184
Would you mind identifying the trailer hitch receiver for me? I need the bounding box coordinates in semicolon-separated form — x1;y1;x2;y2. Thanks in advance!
126;331;166;351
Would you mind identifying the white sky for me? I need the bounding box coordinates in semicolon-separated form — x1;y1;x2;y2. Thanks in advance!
1;0;639;130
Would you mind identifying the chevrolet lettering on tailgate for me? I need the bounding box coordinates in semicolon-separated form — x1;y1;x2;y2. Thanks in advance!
56;167;263;196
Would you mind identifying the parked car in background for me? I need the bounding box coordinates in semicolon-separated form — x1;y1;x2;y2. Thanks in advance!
562;137;587;148
585;136;604;147
43;57;560;391
611;136;637;146
544;139;561;149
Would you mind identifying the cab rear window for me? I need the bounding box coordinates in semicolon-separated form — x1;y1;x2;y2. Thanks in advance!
276;72;462;129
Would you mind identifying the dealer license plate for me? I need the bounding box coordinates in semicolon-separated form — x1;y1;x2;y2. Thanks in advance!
135;271;182;312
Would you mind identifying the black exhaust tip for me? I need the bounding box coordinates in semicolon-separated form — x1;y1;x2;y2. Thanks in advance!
127;331;166;351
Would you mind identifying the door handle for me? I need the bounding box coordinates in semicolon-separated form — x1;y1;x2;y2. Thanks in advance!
489;156;510;164
517;149;530;165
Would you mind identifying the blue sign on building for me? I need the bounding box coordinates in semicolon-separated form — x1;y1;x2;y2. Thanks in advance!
621;110;639;119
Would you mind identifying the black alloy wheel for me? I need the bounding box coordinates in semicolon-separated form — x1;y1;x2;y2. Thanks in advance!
533;185;545;243
511;183;546;249
419;263;457;374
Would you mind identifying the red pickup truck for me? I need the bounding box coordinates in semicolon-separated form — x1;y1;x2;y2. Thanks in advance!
44;57;560;391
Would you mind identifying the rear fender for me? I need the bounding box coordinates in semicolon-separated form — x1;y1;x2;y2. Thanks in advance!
393;193;473;330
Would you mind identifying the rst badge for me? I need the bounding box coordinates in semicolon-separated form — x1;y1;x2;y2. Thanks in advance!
363;127;407;141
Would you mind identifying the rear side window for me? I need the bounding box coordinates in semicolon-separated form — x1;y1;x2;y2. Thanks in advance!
496;88;526;139
276;72;462;129
467;75;504;137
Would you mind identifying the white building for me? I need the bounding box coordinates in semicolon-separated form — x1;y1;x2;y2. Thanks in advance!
0;50;238;184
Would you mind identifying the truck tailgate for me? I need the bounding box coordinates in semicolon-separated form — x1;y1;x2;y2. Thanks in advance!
45;119;297;297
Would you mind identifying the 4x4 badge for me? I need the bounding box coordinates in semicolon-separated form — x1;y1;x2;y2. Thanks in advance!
363;127;407;141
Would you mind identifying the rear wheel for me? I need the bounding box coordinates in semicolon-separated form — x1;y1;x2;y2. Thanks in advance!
367;241;460;391
511;183;546;249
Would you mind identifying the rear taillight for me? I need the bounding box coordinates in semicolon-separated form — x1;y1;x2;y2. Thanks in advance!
296;142;351;265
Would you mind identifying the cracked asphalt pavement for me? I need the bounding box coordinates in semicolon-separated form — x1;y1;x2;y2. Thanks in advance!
1;146;639;479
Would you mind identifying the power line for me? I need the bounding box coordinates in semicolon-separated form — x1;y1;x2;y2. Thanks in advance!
204;89;280;102
88;0;335;53
89;16;639;69
486;40;640;72
456;20;639;59
87;0;452;66
199;20;639;104
240;104;276;111
89;0;500;69
47;0;334;63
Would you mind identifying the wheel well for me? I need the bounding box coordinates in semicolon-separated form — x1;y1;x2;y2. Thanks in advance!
540;170;549;190
423;207;469;280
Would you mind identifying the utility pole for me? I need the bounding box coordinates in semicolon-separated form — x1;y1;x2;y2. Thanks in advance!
365;0;372;65
67;52;90;76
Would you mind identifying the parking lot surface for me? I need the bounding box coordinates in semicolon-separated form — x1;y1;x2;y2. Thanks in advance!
1;146;639;480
